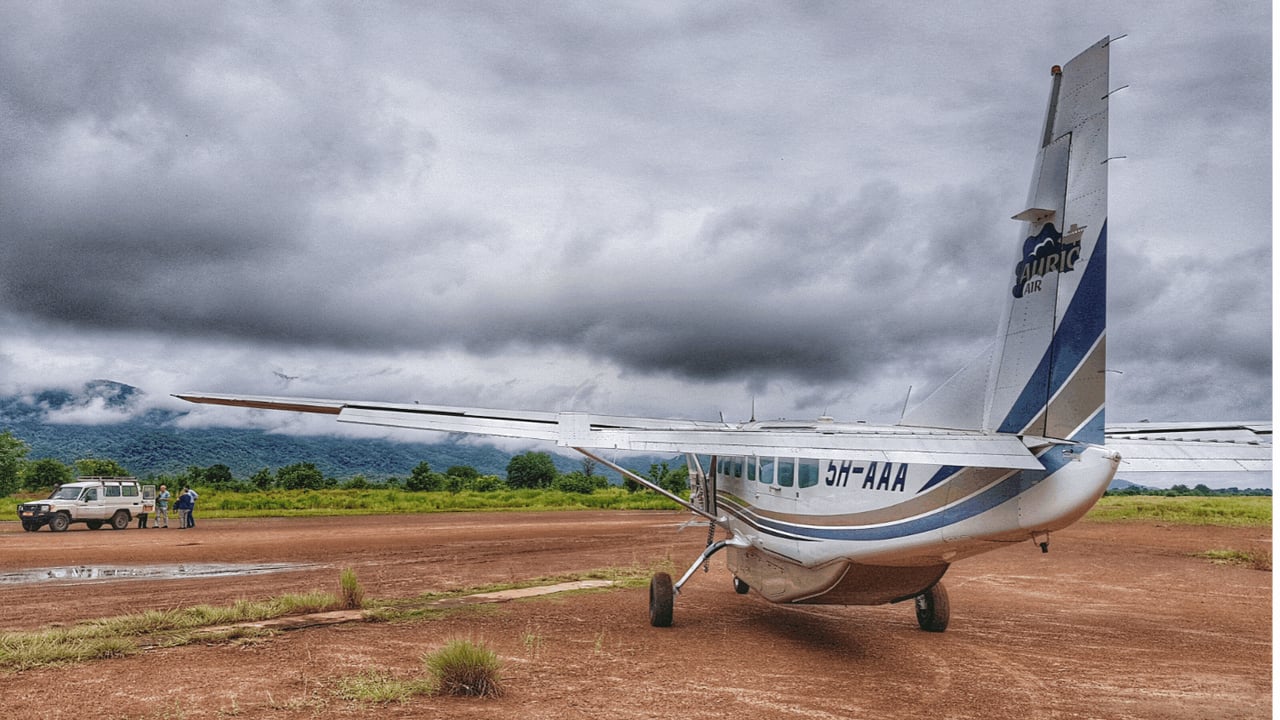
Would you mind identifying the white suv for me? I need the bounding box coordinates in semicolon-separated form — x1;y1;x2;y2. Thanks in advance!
18;477;155;532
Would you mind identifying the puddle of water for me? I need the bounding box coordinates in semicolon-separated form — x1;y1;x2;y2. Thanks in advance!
0;562;322;585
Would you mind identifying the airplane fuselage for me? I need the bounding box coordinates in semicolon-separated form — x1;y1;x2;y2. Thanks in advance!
713;443;1118;604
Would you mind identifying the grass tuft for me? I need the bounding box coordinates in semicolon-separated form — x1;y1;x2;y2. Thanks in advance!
336;669;432;704
422;638;505;698
1195;549;1272;571
0;591;338;672
339;568;365;610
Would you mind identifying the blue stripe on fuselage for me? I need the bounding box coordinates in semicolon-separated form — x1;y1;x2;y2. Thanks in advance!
737;447;1075;542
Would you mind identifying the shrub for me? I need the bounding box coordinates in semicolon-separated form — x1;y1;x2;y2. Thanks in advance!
277;462;325;490
406;462;442;492
342;475;371;490
422;639;504;698
506;452;556;489
464;475;506;492
552;471;607;494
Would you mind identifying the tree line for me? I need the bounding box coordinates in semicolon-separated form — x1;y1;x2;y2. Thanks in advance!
4;430;1269;498
1106;483;1271;497
0;430;690;497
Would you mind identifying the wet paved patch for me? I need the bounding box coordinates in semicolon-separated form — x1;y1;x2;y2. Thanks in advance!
0;562;323;585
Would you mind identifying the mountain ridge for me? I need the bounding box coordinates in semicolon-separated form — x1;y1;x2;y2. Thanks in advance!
0;380;609;480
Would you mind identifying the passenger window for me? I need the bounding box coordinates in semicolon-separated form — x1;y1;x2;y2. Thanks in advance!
776;458;794;487
732;459;743;478
758;457;775;485
83;489;98;502
746;459;756;482
123;486;138;497
798;460;820;488
104;486;121;497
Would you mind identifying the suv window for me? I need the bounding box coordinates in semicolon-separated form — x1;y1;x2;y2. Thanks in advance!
122;485;138;497
104;486;121;497
83;488;99;502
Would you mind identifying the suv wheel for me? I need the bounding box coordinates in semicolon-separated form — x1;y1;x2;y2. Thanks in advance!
110;510;130;530
49;513;71;532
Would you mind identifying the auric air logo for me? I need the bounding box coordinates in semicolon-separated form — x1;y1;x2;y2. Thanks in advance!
1012;222;1086;298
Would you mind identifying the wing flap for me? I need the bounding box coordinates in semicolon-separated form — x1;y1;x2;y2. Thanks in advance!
556;426;1043;469
1106;421;1271;437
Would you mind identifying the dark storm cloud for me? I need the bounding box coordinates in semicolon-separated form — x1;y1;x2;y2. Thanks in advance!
0;2;1002;389
0;2;1270;429
0;3;437;332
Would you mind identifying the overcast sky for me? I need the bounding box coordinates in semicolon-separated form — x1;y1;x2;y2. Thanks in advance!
0;2;1271;457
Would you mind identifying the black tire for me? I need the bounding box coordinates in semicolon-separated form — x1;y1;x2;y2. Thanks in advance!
48;513;71;533
86;520;104;530
21;519;37;532
110;510;130;530
915;581;950;632
733;576;750;595
649;572;674;628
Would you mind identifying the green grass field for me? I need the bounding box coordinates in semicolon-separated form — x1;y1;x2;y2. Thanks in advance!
4;486;684;520
4;488;1270;526
1086;495;1271;526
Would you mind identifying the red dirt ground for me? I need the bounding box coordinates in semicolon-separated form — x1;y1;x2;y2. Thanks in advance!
0;511;1270;719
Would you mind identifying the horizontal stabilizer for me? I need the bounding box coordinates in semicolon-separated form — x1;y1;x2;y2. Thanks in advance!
1011;207;1056;224
1105;422;1271;472
1106;438;1271;472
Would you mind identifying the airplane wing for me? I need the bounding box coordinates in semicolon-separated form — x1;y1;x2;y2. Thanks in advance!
1105;422;1271;472
175;393;1047;470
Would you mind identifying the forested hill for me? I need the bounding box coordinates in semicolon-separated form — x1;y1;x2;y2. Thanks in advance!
0;380;590;480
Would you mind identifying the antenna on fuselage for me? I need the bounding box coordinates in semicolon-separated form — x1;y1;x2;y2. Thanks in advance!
899;385;913;423
750;397;756;423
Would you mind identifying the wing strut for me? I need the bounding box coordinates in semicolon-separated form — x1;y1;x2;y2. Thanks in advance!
572;447;717;522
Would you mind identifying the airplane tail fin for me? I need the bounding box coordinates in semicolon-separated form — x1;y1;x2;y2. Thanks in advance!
904;38;1111;444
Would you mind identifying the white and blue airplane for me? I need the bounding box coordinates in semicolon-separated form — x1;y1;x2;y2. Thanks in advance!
179;37;1270;632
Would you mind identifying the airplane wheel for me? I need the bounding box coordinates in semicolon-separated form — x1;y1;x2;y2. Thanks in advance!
915;581;949;632
649;572;674;627
733;576;750;595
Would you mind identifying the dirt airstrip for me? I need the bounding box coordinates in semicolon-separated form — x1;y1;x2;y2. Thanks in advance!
0;511;1270;719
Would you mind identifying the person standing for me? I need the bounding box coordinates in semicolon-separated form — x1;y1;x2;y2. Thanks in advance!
155;485;170;528
185;486;199;528
175;489;193;529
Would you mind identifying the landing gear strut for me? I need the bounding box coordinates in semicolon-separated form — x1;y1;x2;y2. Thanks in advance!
914;581;950;632
648;539;732;627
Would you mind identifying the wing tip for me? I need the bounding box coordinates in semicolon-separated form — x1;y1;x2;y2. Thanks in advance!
174;392;345;415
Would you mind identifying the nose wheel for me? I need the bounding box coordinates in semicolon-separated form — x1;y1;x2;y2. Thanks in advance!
914;581;950;632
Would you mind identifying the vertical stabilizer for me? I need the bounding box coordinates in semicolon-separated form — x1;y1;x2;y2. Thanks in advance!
904;38;1110;444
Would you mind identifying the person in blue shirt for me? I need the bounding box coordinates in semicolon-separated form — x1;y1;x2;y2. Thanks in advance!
185;486;199;527
175;490;193;529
